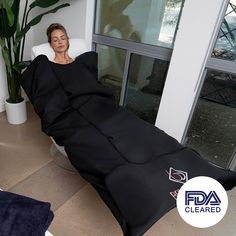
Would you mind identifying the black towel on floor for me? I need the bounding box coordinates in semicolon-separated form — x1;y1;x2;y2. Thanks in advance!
0;191;54;236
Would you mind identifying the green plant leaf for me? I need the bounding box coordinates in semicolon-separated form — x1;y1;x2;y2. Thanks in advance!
0;0;14;7
29;0;60;9
0;0;15;26
13;60;31;71
0;38;10;68
0;37;5;47
15;3;70;45
12;22;20;55
0;0;20;38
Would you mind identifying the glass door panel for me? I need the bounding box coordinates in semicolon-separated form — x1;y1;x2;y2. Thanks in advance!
95;0;184;48
185;70;236;168
213;0;236;61
201;69;236;107
96;44;126;104
124;54;169;124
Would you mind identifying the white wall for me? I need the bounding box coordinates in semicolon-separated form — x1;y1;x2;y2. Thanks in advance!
0;0;95;112
31;0;87;47
0;52;8;111
84;0;95;50
156;0;228;142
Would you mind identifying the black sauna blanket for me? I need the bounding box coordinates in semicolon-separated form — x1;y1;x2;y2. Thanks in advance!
21;52;236;236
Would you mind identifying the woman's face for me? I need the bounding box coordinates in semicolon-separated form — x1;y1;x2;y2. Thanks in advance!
50;29;69;53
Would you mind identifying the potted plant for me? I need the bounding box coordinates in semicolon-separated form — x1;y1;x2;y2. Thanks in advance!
0;0;70;124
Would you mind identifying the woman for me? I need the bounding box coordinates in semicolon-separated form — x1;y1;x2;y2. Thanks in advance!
21;23;236;236
47;23;73;64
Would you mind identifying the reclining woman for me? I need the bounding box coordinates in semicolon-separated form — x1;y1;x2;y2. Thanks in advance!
46;23;73;64
21;23;236;236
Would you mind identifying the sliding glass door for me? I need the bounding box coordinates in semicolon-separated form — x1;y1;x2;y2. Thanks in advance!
185;0;236;169
93;0;184;124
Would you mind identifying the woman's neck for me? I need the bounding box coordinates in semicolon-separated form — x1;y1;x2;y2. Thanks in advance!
54;52;73;64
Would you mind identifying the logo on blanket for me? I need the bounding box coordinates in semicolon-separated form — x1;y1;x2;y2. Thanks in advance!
166;167;188;184
176;176;228;228
169;189;179;200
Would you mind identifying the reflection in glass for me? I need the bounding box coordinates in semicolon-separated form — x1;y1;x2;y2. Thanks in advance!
213;0;236;61
95;0;184;48
96;44;126;103
124;54;169;124
185;70;236;168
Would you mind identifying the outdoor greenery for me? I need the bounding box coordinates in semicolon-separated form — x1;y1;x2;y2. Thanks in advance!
0;0;70;103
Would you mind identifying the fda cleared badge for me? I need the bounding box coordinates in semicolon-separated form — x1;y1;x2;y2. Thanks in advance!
176;176;228;228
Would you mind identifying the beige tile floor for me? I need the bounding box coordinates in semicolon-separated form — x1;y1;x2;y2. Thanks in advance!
0;103;236;236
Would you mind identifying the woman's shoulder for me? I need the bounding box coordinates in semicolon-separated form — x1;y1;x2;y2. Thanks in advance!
24;55;49;71
32;54;50;64
35;54;49;60
75;51;97;62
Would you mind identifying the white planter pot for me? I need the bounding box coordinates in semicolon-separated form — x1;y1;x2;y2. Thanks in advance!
4;99;27;125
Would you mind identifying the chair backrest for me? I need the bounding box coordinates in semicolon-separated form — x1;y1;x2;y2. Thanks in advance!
31;38;88;61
